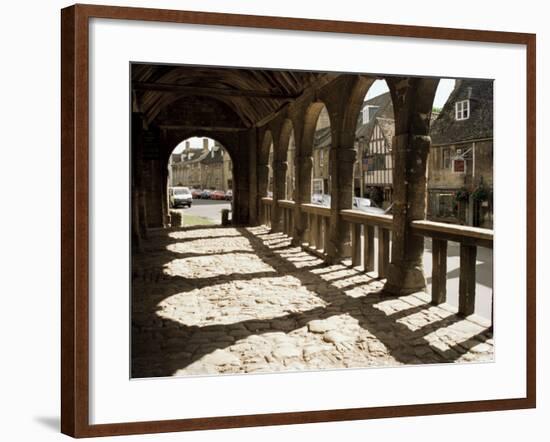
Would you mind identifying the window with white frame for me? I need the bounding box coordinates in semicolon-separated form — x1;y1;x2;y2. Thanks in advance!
455;100;470;120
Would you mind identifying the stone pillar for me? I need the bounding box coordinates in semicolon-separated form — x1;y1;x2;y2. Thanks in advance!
131;181;142;251
132;113;148;239
137;189;148;237
383;77;438;296
326;146;356;263
160;165;170;227
257;161;269;198
247;130;259;225
292;152;312;245
271;159;287;232
256;150;268;226
233;148;250;225
144;160;165;228
384;133;431;295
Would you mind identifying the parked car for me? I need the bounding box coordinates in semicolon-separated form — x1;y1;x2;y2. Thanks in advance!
211;190;226;200
200;189;212;199
311;193;331;207
191;188;203;199
309;194;391;215
352;197;393;215
225;189;233;201
169;186;193;208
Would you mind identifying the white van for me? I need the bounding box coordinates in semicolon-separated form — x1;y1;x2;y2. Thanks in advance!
169;187;193;208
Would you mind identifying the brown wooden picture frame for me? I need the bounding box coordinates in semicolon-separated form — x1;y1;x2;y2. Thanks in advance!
61;3;536;438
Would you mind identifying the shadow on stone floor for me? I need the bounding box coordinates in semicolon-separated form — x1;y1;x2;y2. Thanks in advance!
131;226;493;378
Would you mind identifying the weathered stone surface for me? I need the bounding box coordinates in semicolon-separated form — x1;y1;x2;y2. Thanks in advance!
308;319;337;334
323;331;353;345
202;349;241;366
272;344;301;360
303;345;331;359
367;340;388;355
470;342;492;353
132;226;494;378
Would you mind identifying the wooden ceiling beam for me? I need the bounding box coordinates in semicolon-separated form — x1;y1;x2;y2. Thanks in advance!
133;81;299;100
159;124;248;133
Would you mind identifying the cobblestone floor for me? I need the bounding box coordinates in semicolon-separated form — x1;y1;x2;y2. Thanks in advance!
132;225;494;378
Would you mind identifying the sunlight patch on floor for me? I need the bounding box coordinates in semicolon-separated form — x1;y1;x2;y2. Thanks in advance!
163;252;275;279
156;275;327;327
168;227;241;240
166;236;253;255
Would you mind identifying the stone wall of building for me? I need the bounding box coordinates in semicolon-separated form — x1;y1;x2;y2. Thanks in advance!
428;139;493;228
169;141;233;191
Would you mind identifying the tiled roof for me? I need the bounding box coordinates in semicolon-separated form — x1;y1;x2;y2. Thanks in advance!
430;79;493;145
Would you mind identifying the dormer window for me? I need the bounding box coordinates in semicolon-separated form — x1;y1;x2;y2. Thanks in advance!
455;100;470;120
362;105;379;124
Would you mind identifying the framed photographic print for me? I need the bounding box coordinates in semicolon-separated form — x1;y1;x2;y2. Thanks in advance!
61;3;536;438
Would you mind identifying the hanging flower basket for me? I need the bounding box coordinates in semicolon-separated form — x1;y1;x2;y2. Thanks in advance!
472;184;491;202
454;188;470;202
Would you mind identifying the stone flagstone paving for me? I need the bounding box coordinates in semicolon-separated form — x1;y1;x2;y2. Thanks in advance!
131;225;493;378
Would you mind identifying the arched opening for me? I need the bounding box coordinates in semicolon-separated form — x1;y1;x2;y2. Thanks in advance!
259;130;274;199
277;119;296;202
267;142;274;197
286;130;296;200
353;79;395;212
167;136;233;226
311;105;331;206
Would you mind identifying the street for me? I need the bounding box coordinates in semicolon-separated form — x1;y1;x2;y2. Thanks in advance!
173;199;232;223
359;233;492;320
423;238;492;320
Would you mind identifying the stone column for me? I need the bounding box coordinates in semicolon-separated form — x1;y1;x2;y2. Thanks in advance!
256;152;269;226
292;153;312;245
131;178;142;250
384;133;431;295
326;146;356;263
132;113;148;239
145;159;165;228
233;148;250;225
137;189;148;237
247;130;259;225
160;164;170;227
271;159;287;232
383;77;438;296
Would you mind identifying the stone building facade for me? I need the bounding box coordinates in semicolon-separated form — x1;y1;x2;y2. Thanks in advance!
428;79;494;228
169;139;233;191
341;80;493;227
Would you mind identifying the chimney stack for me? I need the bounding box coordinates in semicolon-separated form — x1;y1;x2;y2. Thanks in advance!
185;141;190;150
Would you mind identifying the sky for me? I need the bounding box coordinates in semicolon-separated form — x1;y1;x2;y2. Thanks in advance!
173;137;214;153
365;78;455;108
173;78;456;153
